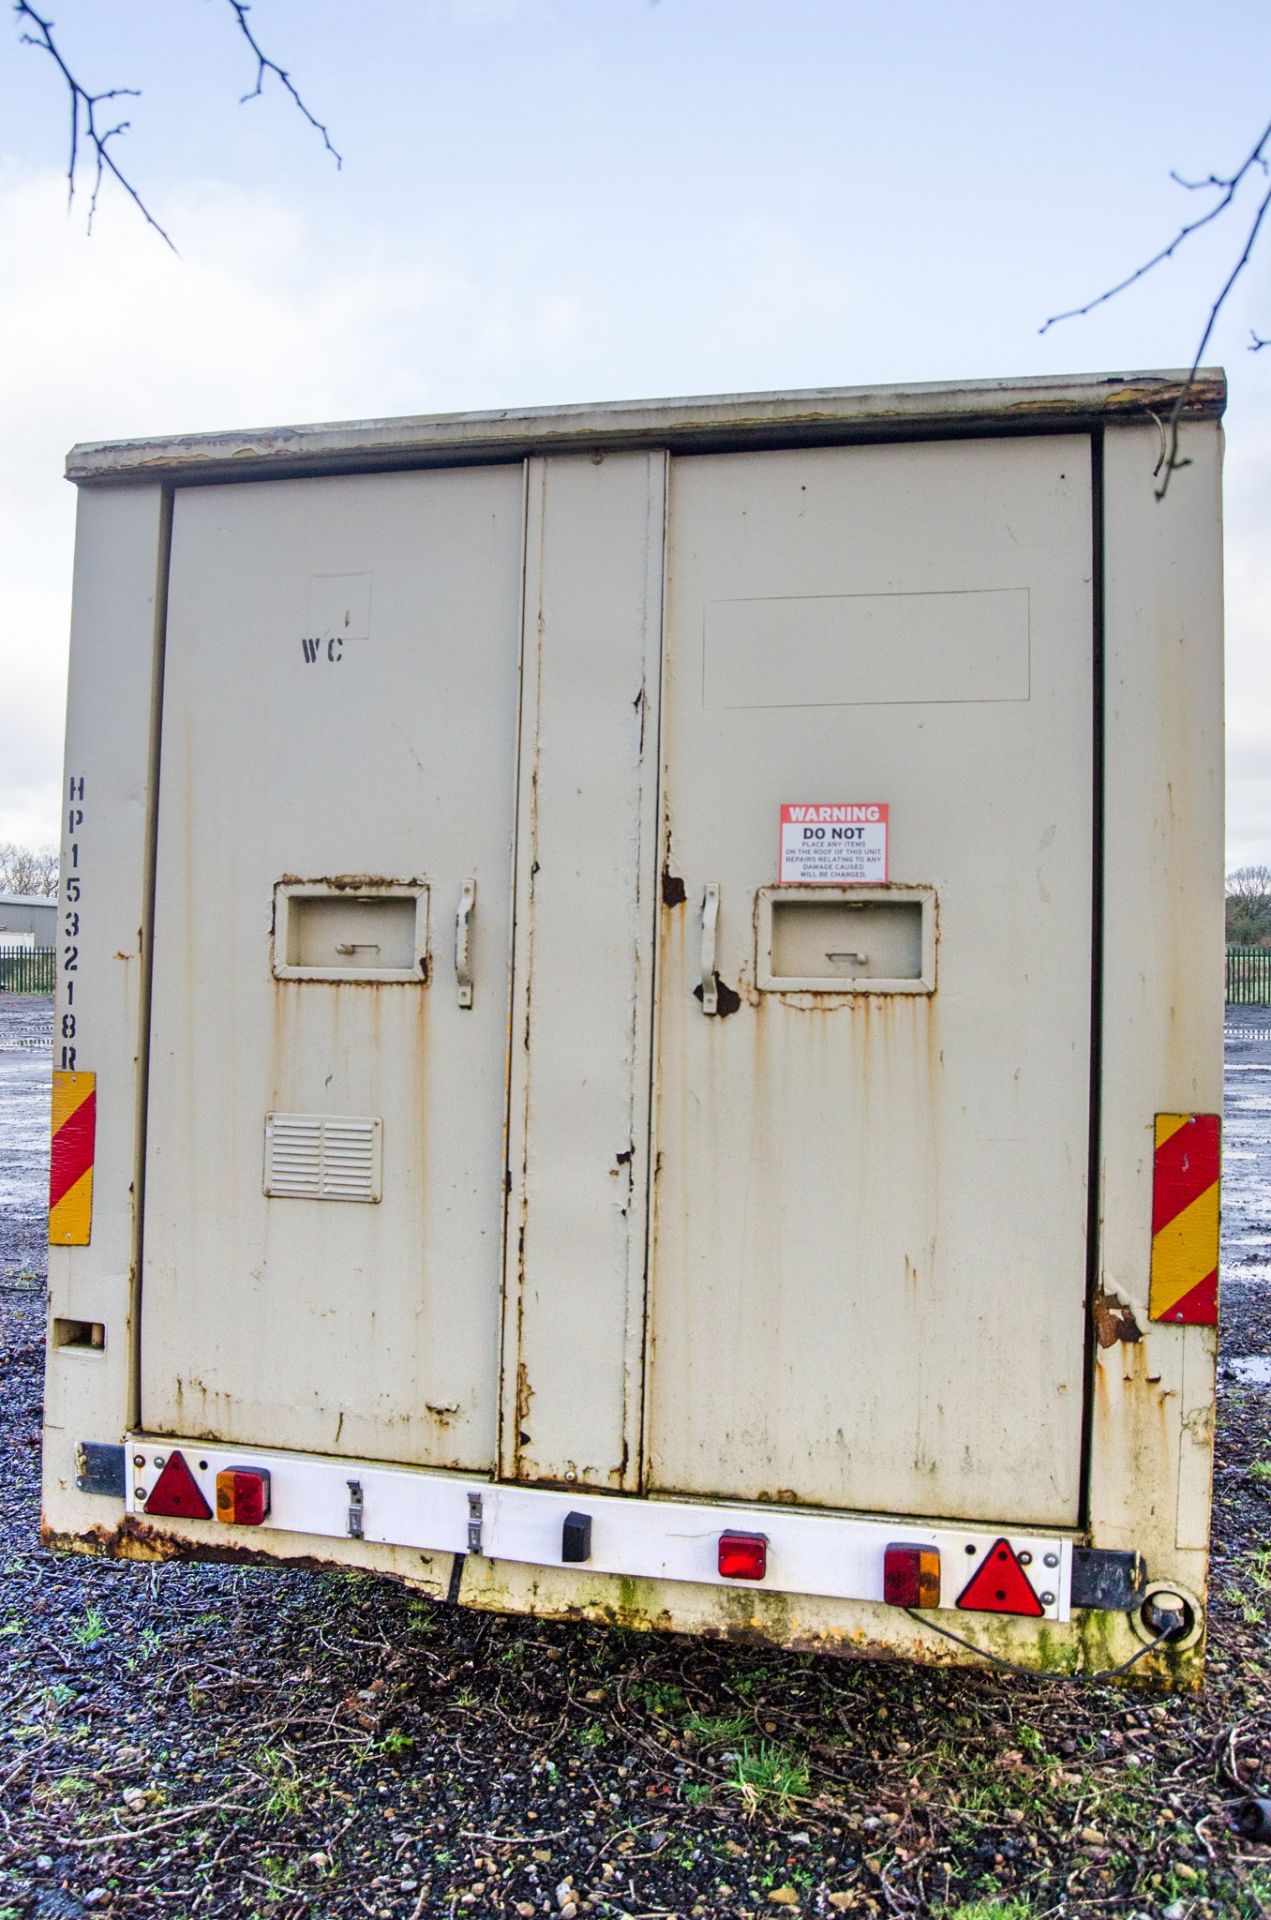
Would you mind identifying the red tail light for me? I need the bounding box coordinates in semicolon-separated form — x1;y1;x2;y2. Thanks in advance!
883;1543;941;1609
216;1467;271;1526
718;1531;767;1581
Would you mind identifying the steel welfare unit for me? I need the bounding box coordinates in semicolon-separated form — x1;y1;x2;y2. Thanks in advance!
42;371;1225;1682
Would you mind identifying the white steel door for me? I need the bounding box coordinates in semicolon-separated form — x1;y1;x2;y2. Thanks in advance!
141;467;524;1469
646;436;1094;1527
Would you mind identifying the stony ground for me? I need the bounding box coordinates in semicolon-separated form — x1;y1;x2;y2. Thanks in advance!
2;995;1270;1920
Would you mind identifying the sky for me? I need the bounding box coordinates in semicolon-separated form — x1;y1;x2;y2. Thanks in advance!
1;0;1268;863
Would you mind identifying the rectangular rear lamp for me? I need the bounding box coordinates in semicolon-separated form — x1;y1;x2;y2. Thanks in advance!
718;1531;767;1581
883;1542;940;1609
215;1467;271;1527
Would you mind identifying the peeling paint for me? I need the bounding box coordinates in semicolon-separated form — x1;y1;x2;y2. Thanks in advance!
692;976;741;1017
1093;1290;1144;1348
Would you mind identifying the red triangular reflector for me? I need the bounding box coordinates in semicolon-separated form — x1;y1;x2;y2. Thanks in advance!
146;1451;212;1521
956;1537;1044;1617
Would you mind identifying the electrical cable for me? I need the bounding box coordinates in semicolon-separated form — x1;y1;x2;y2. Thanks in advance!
903;1608;1181;1682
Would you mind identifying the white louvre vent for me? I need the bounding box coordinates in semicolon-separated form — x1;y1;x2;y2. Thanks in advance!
264;1113;383;1203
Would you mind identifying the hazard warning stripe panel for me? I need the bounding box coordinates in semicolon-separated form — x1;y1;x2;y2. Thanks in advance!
1149;1112;1220;1326
49;1070;96;1247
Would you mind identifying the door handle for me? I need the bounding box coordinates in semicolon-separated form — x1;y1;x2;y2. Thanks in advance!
455;879;476;1008
700;883;720;1015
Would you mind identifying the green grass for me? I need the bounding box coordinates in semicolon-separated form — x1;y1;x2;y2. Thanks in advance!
253;1745;303;1818
37;1774;92;1802
727;1739;810;1814
683;1711;751;1744
939;1902;1039;1920
374;1729;415;1757
631;1679;687;1714
1247;1546;1271;1589
1222;1545;1271;1624
70;1605;105;1648
1229;1872;1271;1918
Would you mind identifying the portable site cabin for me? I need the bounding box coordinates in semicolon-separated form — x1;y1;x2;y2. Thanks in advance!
0;893;56;946
43;370;1224;1682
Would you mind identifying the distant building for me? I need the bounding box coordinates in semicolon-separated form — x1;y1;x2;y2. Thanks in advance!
0;893;56;946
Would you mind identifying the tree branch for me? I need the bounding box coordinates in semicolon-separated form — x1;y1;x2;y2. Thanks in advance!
13;0;341;249
225;0;342;168
15;0;175;248
1152;174;1271;495
1039;114;1271;496
1040;116;1271;334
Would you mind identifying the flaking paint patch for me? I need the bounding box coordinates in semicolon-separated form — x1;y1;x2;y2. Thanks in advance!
1093;1289;1144;1348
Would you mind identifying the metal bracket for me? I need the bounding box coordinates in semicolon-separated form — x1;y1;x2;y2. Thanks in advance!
700;883;720;1015
75;1442;125;1498
455;879;476;1008
467;1490;484;1556
346;1479;364;1540
1071;1547;1146;1612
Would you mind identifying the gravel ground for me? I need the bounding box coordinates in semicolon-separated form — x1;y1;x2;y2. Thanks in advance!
3;993;1271;1920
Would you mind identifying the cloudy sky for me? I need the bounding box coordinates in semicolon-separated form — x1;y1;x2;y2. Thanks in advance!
1;0;1268;862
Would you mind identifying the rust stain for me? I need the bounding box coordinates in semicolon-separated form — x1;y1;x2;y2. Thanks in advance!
661;869;687;908
515;1358;534;1448
275;873;426;893
41;1513;348;1570
1093;1289;1143;1348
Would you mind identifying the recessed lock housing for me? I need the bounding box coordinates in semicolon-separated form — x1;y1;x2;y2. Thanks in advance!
755;886;936;993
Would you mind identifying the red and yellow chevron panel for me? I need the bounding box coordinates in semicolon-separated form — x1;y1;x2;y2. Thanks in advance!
50;1070;96;1247
1150;1112;1220;1325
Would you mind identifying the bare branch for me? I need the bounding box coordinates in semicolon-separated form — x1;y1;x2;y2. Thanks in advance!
1039;114;1271;334
1040;112;1271;498
1154;176;1271;497
225;0;342;169
15;1;176;248
13;0;341;249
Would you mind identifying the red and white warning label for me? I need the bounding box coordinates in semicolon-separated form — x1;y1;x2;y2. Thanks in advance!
779;803;889;883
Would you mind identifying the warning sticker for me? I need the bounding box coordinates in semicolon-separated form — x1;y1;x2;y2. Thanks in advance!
779;803;889;884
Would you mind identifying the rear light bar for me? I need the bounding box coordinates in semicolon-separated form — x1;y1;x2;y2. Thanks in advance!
124;1441;1073;1619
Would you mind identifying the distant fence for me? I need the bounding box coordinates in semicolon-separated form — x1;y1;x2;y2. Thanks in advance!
1227;946;1271;1005
0;946;55;994
8;940;1270;1005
